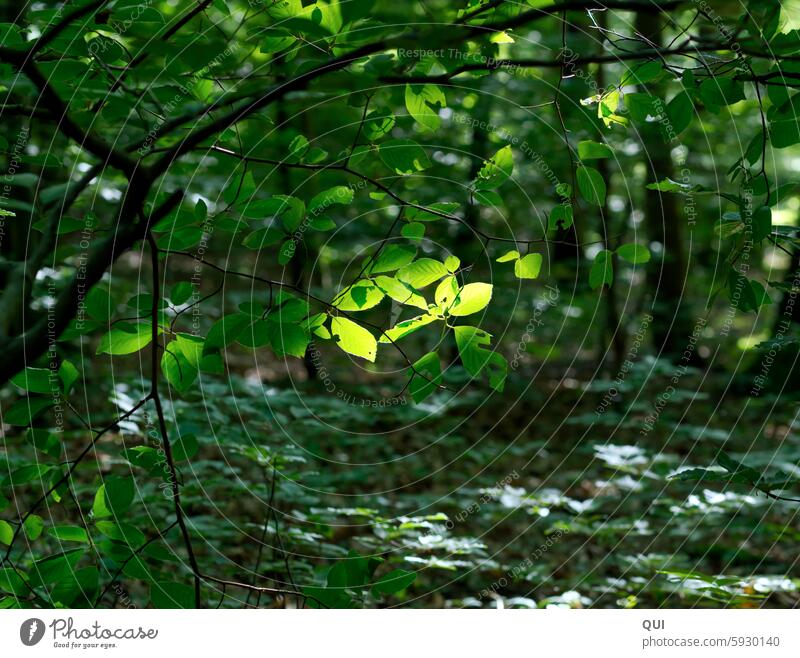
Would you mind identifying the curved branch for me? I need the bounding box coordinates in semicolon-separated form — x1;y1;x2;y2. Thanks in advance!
147;1;683;171
0;186;181;385
205;145;607;247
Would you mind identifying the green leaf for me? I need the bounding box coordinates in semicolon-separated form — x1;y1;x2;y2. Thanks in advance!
745;132;765;166
474;189;503;206
646;178;692;193
548;204;573;231
496;250;520;263
96;520;145;546
752;205;772;242
771;118;800;148
267;323;310;358
194;198;208;223
59;359;79;394
23;514;44;541
717;452;761;482
51;566;99;606
449;282;492;317
621;60;662;86
175;334;204;368
236;319;271;348
331;317;377;361
309;215;337;231
161;348;197;393
666;91;693;135
260;28;296;53
105;477;136;514
11;367;55;395
0;520;13;546
373;276;427;310
408;352;441;404
728;270;758;312
333;281;385;311
156;226;203;251
85;286;113;321
3;397;55;426
514;253;543;279
170;281;194;305
93;477;135;519
242;227;284;250
29;548;85;587
274;196;307;232
590;249;614;289
309;186;355;214
370;244;417;273
434;276;459;309
728;271;771;312
270;295;310;323
223;171;255;205
625;93;657;121
28;428;61;457
97;322;153;355
405;84;446;131
48;525;89;543
172;433;199;462
151;580;195;608
379;139;431;174
206;313;251;349
397;258;448;289
340;0;375;24
699;77;745;108
327;551;378;592
475;145;514;190
363;109;396;141
444;255;460;273
2;464;53;487
380;313;439;343
668;467;730;483
576;166;606;206
0;567;27;595
598;88;626;127
401;222;425;240
453;326;507;392
616;243;651;264
303;585;353;609
371;569;417;595
577;140;613;160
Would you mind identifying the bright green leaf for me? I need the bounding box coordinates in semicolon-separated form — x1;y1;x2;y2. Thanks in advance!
97;323;153;356
514;253;543;279
331;317;377;361
405;84;446;131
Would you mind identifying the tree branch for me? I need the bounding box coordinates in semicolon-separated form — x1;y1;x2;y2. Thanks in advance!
0;185;180;385
146;231;202;607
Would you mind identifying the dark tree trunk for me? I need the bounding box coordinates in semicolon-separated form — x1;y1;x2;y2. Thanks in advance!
636;11;698;363
594;47;625;372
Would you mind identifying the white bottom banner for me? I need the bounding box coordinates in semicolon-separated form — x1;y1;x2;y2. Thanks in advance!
0;609;797;657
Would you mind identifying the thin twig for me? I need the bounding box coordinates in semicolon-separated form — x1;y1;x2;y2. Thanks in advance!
146;232;202;607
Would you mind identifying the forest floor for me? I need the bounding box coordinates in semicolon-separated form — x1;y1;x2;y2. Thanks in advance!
169;355;800;608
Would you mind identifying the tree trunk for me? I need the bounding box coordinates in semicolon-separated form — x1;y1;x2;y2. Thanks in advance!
636;11;697;363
